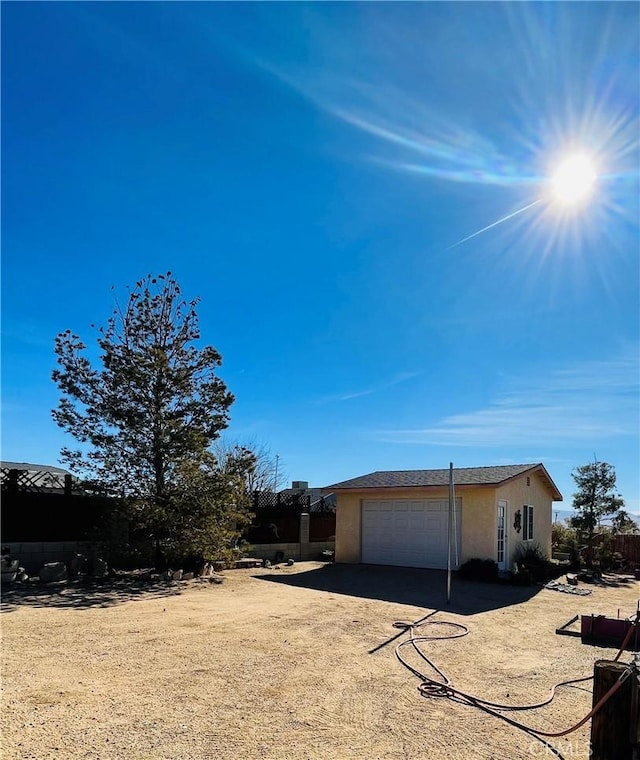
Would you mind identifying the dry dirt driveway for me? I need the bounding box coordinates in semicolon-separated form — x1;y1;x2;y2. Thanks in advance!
2;561;638;760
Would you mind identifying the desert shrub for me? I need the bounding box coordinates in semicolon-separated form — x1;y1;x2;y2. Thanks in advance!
513;542;548;566
552;522;575;549
594;532;610;570
561;537;583;571
513;543;557;582
546;558;571;580
593;532;625;571
511;567;532;586
551;524;584;568
458;558;499;583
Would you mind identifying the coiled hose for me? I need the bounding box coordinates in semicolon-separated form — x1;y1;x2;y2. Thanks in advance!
391;612;637;756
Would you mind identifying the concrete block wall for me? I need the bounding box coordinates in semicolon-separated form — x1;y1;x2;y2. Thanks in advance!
246;512;334;562
4;519;337;573
247;541;335;562
2;541;85;574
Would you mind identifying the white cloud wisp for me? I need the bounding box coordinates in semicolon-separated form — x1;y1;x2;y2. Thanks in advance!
373;355;639;448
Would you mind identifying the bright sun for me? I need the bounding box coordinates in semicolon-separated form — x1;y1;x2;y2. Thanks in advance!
549;153;597;206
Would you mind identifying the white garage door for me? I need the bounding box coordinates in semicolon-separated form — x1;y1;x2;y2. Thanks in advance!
361;499;462;569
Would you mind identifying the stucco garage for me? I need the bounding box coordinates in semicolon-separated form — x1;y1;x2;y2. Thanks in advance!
361;498;462;569
327;463;563;570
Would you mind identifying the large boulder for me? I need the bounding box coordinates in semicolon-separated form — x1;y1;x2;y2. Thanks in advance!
70;553;87;577
92;558;109;578
1;559;19;584
39;562;68;583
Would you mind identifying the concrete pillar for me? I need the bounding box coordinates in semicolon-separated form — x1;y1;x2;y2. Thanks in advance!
299;512;310;560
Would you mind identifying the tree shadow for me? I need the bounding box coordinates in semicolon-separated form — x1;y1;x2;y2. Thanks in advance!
0;574;194;612
255;563;542;615
596;572;637;589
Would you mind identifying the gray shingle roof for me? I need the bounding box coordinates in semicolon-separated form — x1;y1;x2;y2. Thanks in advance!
1;461;70;475
326;463;546;490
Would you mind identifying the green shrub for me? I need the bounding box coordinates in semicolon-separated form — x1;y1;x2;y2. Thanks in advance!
594;532;625;571
513;543;558;582
562;543;583;571
551;523;584;570
513;542;548;566
552;522;575;549
458;558;499;583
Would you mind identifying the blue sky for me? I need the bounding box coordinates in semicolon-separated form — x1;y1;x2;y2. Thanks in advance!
2;2;638;515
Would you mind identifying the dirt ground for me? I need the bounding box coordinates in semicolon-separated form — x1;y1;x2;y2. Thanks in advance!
2;562;638;760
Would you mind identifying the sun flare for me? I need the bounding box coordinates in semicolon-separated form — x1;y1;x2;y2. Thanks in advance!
550;153;597;206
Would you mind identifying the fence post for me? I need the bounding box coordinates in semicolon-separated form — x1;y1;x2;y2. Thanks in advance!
7;469;19;494
590;660;639;760
299;512;310;561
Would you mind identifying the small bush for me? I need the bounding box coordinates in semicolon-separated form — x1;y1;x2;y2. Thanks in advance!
594;533;625;571
554;527;584;571
513;543;557;582
560;543;582;571
458;558;499;583
513;542;548;566
511;567;532;586
552;522;575;550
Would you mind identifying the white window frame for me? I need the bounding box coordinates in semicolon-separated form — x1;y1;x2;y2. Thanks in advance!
497;500;507;570
523;504;534;541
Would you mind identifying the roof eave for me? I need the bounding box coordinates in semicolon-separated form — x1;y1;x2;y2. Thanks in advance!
494;463;563;501
531;463;564;502
330;482;499;494
329;464;564;501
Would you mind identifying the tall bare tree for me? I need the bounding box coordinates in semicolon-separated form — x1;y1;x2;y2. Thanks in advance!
212;439;286;495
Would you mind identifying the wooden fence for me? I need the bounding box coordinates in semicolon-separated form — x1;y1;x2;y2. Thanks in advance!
2;468;336;552
1;490;113;542
247;490;335;544
244;516;300;544
244;512;336;544
590;533;640;564
252;491;311;512
309;513;336;542
611;535;640;564
0;467;74;495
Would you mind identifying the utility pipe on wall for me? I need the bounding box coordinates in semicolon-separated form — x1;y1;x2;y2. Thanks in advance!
447;462;453;605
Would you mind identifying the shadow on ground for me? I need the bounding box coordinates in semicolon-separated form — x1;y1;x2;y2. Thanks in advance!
255;563;542;615
597;573;637;589
0;575;190;613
